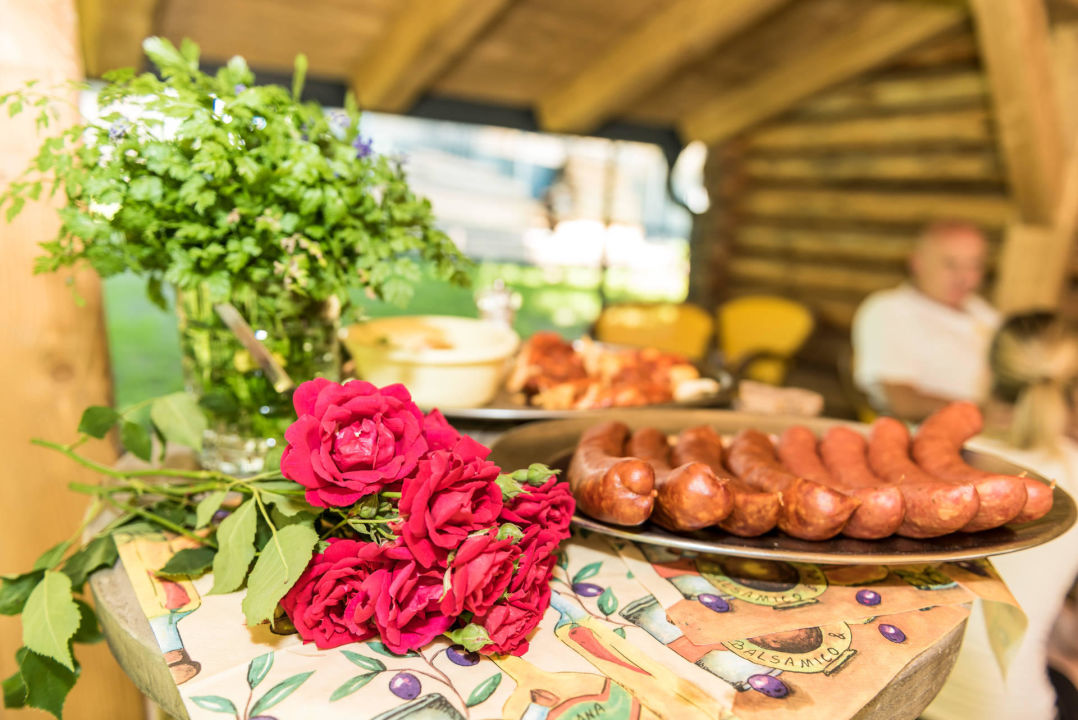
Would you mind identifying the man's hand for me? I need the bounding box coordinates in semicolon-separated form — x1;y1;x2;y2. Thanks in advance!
880;382;955;424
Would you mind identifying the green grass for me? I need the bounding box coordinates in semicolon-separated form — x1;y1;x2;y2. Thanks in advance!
103;261;686;408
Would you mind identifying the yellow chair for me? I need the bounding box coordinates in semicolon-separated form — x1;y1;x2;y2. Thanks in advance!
716;295;814;385
593;302;714;362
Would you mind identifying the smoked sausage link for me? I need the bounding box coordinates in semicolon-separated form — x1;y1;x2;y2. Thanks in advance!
568;421;656;526
913;402;1033;530
868;417;980;537
628;427;734;532
728;429;859;541
784;426;906;540
673;426;781;537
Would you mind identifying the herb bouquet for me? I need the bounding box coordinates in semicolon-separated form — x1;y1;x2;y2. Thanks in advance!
1;379;573;718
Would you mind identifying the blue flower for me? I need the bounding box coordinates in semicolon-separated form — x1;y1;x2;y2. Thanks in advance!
108;121;128;141
234;83;247;94
352;135;373;159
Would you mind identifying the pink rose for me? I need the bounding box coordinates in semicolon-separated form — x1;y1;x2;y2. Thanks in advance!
499;478;575;540
373;546;455;654
422;409;490;463
281;379;427;507
439;532;520;617
280;538;391;650
398;451;503;567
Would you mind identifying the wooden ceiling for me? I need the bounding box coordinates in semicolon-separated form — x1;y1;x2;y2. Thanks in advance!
80;0;970;145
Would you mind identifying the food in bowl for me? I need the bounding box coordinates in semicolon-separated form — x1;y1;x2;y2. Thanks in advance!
341;315;520;409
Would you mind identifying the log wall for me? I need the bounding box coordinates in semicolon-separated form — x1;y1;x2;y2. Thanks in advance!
695;26;1011;417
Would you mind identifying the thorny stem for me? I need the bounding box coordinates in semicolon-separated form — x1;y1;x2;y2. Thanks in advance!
34;438;240;483
104;497;218;549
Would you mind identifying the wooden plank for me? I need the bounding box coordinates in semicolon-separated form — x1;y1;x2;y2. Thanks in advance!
350;0;512;112
740;188;1015;227
743;149;1004;183
1053;23;1078;156
536;0;788;133
797;70;987;117
681;1;966;145
889;26;980;69
748;108;992;151
734;226;917;263
1;1;146;718
727;256;905;295
971;0;1064;224
76;0;157;76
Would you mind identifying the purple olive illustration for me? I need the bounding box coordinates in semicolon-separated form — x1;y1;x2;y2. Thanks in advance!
856;589;882;606
748;674;789;698
878;624;906;643
573;582;604;597
250;717;277;720
697;593;730;612
446;645;480;666
389;672;421;700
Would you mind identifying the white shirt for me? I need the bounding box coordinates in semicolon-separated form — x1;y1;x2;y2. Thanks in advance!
852;284;1000;410
922;438;1078;720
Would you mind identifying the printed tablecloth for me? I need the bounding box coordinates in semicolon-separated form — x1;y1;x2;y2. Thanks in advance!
113;528;1024;720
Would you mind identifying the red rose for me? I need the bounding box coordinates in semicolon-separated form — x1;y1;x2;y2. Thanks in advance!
281;538;391;650
281;379;427;507
509;526;562;595
499;478;575;540
439;532;520;617
373;546;455;654
474;582;552;656
422;409;490;463
398;451;503;567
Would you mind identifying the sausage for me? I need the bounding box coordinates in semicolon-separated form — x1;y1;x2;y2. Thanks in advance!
626;427;734;532
783;426;905;540
567;421;656;526
914;401;1052;526
868;417;980;537
727;429;859;541
673;426;781;537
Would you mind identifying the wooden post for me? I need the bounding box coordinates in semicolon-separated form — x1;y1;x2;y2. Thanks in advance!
0;1;144;717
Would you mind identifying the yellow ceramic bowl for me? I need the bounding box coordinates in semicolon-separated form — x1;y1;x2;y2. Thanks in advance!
341;315;520;409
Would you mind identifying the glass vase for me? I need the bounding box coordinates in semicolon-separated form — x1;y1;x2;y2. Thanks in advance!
176;285;341;475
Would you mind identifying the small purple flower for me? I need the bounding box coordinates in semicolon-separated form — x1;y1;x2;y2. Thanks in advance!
352;135;373;159
108;121;127;141
235;83;247;94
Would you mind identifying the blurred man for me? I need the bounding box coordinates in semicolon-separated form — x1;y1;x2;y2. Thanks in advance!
852;221;1000;422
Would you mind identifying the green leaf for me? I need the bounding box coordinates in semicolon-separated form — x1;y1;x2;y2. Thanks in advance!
22;571;80;671
15;647;79;719
2;665;27;708
157;547;216;580
195;491;228;529
32;541;70;571
571;562;602;585
264;445;285;474
598;587;618;616
444;623;492;653
341;650;385;673
61;535;117;591
71;599;102;644
330;672;378;702
0;572;42;616
466;672;502;707
496;523;524;543
260;490;306;517
291;54;308;100
241;522;317;625
209;498;257;594
150;392;206;452
77;406;119;438
249;671;314;716
190;694;238;715
120;421;152;462
366;640;416;658
247;651;273;689
613;627;627;639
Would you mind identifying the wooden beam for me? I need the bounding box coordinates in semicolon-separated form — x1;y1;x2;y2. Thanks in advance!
748;108;992;151
797;70;987;118
537;0;788;134
741;188;1015;227
350;0;511;113
734;226;919;263
727;256;905;295
743;149;1004;183
681;1;965;145
75;0;157;76
1053;22;1078;156
971;0;1064;224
